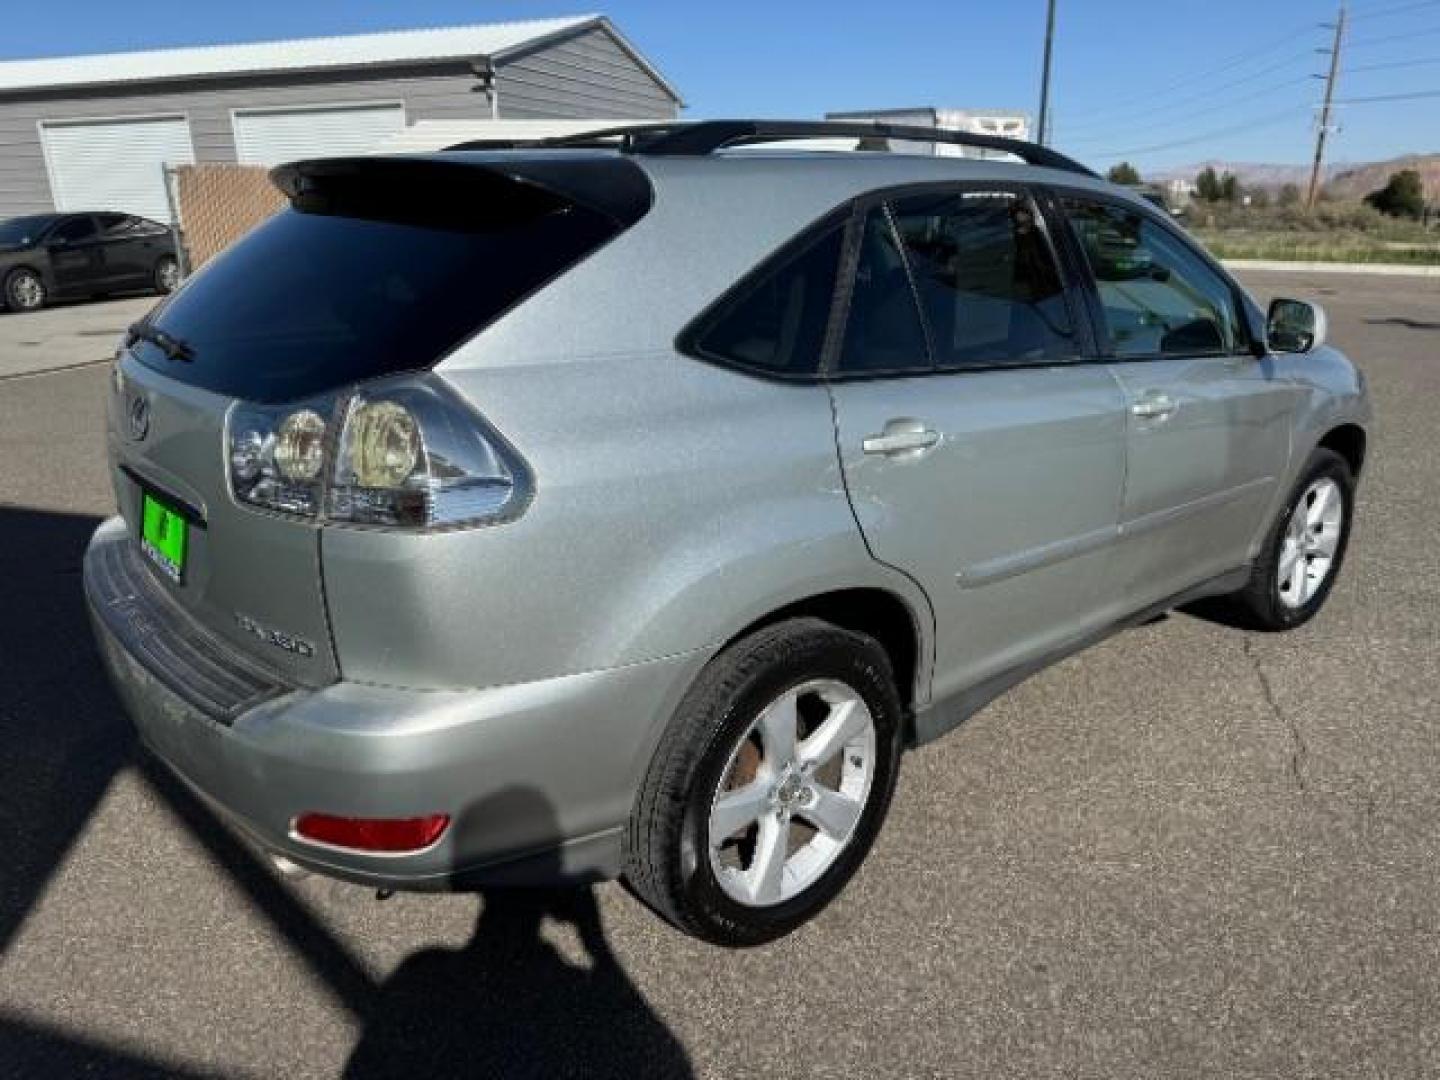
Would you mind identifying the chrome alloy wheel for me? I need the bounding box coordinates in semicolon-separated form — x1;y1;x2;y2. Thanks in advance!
157;258;181;292
1278;477;1344;608
9;270;43;310
707;679;876;907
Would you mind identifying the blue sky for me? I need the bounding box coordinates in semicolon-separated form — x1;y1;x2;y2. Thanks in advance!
8;1;1440;174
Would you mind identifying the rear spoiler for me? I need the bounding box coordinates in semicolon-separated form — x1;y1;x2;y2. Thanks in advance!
270;156;652;229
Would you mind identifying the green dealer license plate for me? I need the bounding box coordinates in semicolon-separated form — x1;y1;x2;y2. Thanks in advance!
141;492;188;583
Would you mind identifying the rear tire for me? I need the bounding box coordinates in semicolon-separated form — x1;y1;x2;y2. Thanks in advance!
1223;447;1354;631
625;617;903;947
4;268;46;311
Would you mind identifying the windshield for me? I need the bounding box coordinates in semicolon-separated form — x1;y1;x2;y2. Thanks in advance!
135;162;642;402
0;216;54;247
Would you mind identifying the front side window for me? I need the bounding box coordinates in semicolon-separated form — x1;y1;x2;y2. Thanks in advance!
889;189;1075;368
50;216;98;243
1061;197;1242;358
689;223;843;377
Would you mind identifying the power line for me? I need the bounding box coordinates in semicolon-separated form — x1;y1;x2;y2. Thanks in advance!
1346;0;1440;20
1058;48;1318;135
1076;106;1308;160
1061;79;1314;146
1347;55;1440;72
1333;87;1440;100
1347;23;1440;46
1054;23;1321;129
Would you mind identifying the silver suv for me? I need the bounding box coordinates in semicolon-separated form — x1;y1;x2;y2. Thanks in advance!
85;122;1370;946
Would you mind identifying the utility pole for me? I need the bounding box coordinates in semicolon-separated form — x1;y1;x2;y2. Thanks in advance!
1306;3;1347;210
1037;0;1057;146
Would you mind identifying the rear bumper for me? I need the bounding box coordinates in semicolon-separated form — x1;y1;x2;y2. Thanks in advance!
84;516;708;888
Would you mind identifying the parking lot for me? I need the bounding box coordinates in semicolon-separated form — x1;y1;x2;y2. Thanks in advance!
0;269;1436;1078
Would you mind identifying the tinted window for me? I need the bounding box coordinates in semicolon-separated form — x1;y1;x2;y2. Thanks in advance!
690;224;842;376
50;216;98;243
838;206;930;374
1062;198;1242;358
0;215;57;246
889;190;1075;367
138;168;632;402
98;214;139;237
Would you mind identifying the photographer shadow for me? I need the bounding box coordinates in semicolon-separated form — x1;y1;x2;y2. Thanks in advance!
345;787;693;1080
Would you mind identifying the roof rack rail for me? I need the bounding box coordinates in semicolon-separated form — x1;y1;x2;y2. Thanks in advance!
445;119;1097;178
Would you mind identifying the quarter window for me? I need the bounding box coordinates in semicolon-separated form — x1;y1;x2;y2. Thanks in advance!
690;224;844;376
1061;197;1243;358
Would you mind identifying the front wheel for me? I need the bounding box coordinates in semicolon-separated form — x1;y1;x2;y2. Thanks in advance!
1224;447;1355;631
4;268;46;311
625;617;903;947
154;255;180;294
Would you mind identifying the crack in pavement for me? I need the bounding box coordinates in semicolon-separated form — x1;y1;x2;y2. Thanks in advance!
1244;634;1309;791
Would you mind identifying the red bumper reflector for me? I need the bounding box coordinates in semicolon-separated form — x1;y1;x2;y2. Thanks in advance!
294;812;451;853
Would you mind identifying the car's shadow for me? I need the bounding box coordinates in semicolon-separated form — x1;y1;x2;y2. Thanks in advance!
1363;316;1440;332
0;505;692;1078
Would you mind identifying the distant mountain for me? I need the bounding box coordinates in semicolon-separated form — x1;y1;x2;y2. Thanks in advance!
1148;154;1440;196
1148;161;1344;189
1326;155;1440;200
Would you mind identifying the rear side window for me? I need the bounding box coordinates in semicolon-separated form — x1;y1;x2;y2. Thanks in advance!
888;190;1075;368
136;161;641;402
686;224;843;377
1061;197;1242;358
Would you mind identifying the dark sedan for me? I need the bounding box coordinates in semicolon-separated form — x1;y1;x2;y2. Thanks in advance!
0;212;181;312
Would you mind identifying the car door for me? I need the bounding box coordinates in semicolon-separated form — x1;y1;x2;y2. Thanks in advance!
826;185;1128;716
93;213;152;288
43;215;104;295
1054;193;1296;611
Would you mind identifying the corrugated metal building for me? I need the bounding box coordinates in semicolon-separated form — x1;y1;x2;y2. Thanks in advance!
826;107;1031;158
0;14;681;221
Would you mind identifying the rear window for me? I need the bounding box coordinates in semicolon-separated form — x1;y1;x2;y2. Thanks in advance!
135;161;639;402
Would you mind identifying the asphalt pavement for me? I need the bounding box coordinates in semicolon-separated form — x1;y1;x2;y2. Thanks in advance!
0;270;1436;1078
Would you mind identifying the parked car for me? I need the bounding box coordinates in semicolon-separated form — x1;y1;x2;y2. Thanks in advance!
0;212;181;311
85;121;1369;947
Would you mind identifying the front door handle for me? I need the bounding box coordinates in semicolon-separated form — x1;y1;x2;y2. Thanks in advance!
1131;393;1178;420
862;420;942;457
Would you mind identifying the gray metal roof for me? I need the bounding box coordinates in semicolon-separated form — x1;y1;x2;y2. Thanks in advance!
0;14;682;101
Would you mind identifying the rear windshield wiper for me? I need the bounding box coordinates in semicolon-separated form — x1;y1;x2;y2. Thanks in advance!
126;321;195;363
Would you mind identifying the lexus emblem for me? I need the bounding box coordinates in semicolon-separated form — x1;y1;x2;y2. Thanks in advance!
127;395;151;442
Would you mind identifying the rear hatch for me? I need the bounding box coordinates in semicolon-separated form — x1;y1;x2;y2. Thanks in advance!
107;153;650;685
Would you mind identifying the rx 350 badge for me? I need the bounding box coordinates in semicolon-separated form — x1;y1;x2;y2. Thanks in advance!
234;612;316;659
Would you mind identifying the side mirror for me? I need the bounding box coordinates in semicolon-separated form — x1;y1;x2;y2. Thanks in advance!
1266;298;1328;354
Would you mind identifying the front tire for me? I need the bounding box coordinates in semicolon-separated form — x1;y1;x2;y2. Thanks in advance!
4;268;46;311
154;255;180;294
625;618;903;947
1225;447;1354;631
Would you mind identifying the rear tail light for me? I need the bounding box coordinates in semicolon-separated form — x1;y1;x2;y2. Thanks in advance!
294;812;451;853
226;374;531;529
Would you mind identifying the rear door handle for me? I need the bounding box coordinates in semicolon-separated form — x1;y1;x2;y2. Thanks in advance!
1131;393;1178;420
862;421;942;457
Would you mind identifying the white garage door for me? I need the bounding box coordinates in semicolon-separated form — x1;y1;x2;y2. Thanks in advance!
40;115;194;221
233;103;406;167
